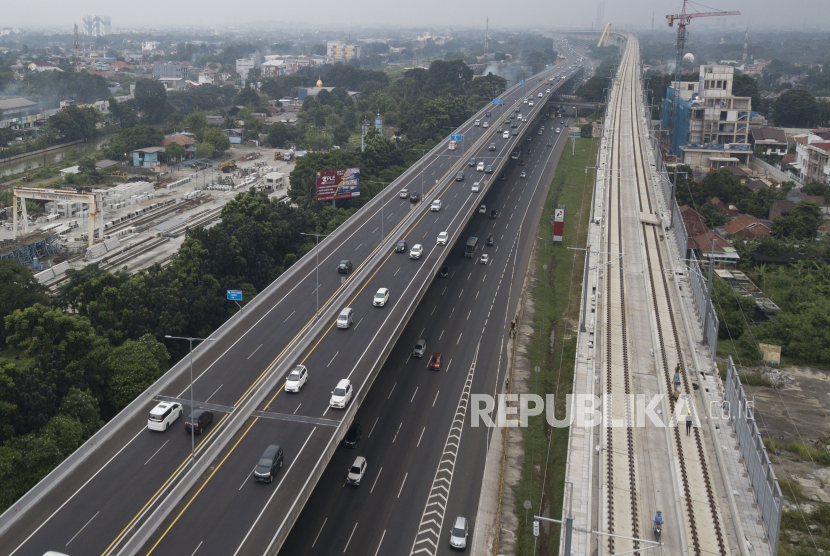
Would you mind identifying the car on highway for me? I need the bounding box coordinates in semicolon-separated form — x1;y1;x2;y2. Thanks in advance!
485;111;491;117
497;127;502;133
522;117;527;123
330;379;353;409
523;99;528;104
489;142;496;151
474;119;480;126
480;253;490;265
437;231;449;245
561;120;565;124
410;192;420;203
519;159;524;166
486;234;494;246
456;171;464;181
347;456;367;486
478;204;486;214
337;308;354;329
285;365;308;392
471;181;481;193
503;131;509;139
343;422;362;448
520;171;527;179
468;158;476;167
538;130;542;135
528;101;534;107
412;339;427;358
482;121;489;128
490;209;498;219
485;165;493;174
546;89;551;94
373;288;390;307
547;141;552;147
449;516;469;549
512;130;518;136
148;401;182;431
538;92;544;98
517;113;523;120
399;188;409;198
510;122;517;129
410;244;423;259
428;352;443;371
338;260;353;274
396;239;408;253
439;266;450;278
431;199;442;211
555;127;561;133
476;161;485;172
254;444;284;483
184;409;213;435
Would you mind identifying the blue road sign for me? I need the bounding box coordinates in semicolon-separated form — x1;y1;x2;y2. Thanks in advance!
451;134;463;141
530;71;534;75
519;79;526;84
227;290;243;301
492;99;503;105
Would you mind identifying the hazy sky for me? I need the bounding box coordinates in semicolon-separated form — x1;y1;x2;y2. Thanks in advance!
5;0;830;32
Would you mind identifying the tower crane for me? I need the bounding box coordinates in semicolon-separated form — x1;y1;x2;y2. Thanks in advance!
666;0;739;150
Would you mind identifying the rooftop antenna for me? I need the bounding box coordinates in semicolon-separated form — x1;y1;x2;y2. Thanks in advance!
484;16;490;59
73;24;79;71
742;26;748;61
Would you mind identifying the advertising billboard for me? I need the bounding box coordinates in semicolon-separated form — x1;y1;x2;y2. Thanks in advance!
316;168;361;201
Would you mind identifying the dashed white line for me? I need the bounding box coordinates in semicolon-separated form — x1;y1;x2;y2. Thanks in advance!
327;351;339;368
431;305;437;315
458;288;464;298
394;267;401;276
467;272;472;281
442;287;447;295
312;518;328;548
144;440;169;466
247;344;262;359
388;382;396;399
475;290;479;299
433;391;440;407
417;427;426;447
374;530;386;556
397;473;408;498
354;317;363;330
446;359;452;373
411;388;418;402
467;309;472;320
189;541;203;556
283;311;295;323
368;417;379;438
205;384;223;403
343;522;358;553
457;333;463;345
65;511;99;547
439;329;444;340
238;467;256;491
293;403;302;415
371;467;383;493
354;242;363;251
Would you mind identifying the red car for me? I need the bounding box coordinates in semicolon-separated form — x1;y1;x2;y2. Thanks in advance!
428;352;443;371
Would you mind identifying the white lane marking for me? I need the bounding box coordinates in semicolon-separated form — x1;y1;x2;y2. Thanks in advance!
393;422;403;443
190;541;203;556
283;310;295;323
411;387;418;402
467;272;472;281
458;288;464;298
354;242;363;251
394;267;400;276
144;440;169;466
293;403;301;415
433;391;440;407
248;344;263;359
442;287;446;295
312;518;328;548
431;305;436;315
205;384;223;403
445;359;452;373
327;351;339;368
388;382;396;399
232;428;317;556
457;333;463;345
397;472;408;499
496;246;499;252
374;530;386;556
482;273;487;282
239;467;256;491
65;510;99;546
467;309;471;320
344;522;359;553
368;417;379;438
7;425;146;556
372;227;378;234
420;328;425;337
475;290;479;299
439;330;444;340
371;467;383;493
354;317;364;330
417;427;426;447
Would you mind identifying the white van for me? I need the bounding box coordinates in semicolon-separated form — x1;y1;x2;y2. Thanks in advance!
474;119;480;126
337;308;354;329
476;162;485;172
502;131;509;139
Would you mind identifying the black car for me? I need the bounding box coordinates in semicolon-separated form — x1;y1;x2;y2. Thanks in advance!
184;409;213;435
254;444;284;483
489;210;498;219
485;111;491;117
486;234;494;246
396;239;408;253
412;339;427;358
410;192;420;203
338;260;353;274
343;422;362;448
439;266;450;278
510;123;517;129
468;158;476;167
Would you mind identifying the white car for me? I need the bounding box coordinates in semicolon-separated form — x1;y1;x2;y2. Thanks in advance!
449;516;469;549
471;181;481;193
373;288;390;307
399;188;409;198
478;204;486;214
147;401;183;432
528;101;534;106
285;365;308;392
502;131;509;139
480;254;490;265
474;119;480;126
546;89;551;94
347;456;367;485
437;231;449;245
330;379;353;408
476;162;485;172
555;128;561;134
520;171;527;179
482;121;489;128
538;92;543;98
410;244;423;259
523;99;528;104
431;199;441;211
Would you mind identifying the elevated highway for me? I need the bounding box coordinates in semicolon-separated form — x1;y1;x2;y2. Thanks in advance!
0;58;582;556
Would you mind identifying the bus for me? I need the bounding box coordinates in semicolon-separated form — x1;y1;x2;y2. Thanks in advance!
464;236;478;258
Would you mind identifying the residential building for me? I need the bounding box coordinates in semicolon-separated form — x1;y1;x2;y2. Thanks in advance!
688;230;737;263
158;77;186;91
326;41;361;61
724;214;770;239
142;42;159;51
794;141;830;185
749;128;788;157
710;197;740;217
161;133;196;156
743;180;769;195
132;146;165;169
679;205;708;237
769;200;795;220
153;62;187;79
235;58;256;81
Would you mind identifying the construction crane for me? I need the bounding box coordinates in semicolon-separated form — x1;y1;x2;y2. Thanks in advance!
667;0;739;150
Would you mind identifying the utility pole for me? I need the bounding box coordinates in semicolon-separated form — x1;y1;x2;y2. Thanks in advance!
742;27;749;62
484;16;490;59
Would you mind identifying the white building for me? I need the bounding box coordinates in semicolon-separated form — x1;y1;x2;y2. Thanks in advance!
235;58;256;81
142;41;159;52
795;141;830;185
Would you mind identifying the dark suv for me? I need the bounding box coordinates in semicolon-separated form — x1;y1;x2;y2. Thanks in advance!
254;444;284;483
338;260;353;274
489;210;498;219
184;409;213;435
396;239;408;253
343;422;362;448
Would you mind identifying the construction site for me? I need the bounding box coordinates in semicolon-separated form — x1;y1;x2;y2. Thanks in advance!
0;149;293;291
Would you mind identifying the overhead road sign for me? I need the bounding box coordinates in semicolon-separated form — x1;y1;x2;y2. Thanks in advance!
492;99;503;105
451;134;463;141
227;290;243;301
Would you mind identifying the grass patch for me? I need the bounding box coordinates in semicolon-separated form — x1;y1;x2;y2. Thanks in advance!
763;437;780;453
778;478;805;502
786;442;830;465
739;372;772;387
717;362;727;381
512;137;596;556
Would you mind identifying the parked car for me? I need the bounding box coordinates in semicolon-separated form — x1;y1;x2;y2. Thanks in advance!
338;260;353;274
428;352;443;371
254;444;284;483
148;402;182;432
330;379;353;408
412;339;427;358
184;409;213;435
285;365;308;392
343;422;362;448
346;456;367;485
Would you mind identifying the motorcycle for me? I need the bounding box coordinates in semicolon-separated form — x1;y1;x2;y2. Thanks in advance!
653;522;662;541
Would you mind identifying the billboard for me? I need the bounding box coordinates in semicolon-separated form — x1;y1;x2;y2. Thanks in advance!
316;167;361;201
553;206;565;244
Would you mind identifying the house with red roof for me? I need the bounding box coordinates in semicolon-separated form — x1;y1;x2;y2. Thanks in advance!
724;214;770;239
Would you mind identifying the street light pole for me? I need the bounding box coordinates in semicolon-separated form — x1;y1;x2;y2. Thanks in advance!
369;182;391;241
164;335;217;463
410;149;429;199
300;232;329;319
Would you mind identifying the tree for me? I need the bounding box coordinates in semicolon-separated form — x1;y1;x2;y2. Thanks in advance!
104;334;169;411
0;261;47;344
165;142;186;164
771;201;822;239
202;127;231;153
774;88;817;127
104;125;164;160
184;110;208;140
77;155;97;174
580;123;593;138
233;87;262;109
108;97;138;129
732;72;761;112
194;141;215;159
134;79;169;123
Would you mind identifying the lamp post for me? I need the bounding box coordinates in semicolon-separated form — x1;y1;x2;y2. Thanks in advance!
369;181;391;241
300;232;329;319
164;335;217;463
410;148;429;199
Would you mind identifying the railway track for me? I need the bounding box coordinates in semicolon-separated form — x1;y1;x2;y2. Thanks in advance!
598;37;728;555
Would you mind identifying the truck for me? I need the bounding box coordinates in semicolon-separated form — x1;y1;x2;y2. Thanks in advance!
448;140;457;151
218;160;237;173
464;237;478;258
